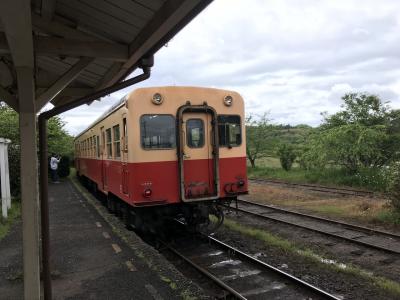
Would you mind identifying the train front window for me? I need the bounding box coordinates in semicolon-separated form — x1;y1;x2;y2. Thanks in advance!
187;119;204;148
140;115;176;149
217;115;241;147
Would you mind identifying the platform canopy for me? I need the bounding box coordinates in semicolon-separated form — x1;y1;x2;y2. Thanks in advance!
0;0;211;112
0;1;212;299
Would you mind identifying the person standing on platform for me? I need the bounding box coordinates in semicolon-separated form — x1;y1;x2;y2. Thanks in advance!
50;153;61;183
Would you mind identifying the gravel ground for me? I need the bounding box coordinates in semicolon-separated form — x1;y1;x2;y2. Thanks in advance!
240;182;400;282
214;211;400;300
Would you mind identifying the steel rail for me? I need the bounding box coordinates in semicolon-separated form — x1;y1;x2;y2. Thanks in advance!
160;240;246;300
250;178;375;197
239;199;400;239
231;199;400;254
161;235;340;300
205;235;341;300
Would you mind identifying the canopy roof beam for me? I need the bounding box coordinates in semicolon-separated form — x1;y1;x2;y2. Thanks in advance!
40;0;56;22
0;33;129;61
106;0;210;86
0;85;18;111
32;14;105;42
0;1;40;299
36;57;94;111
0;1;34;68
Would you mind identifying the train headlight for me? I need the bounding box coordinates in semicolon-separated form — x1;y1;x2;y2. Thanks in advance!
152;93;163;105
223;95;233;106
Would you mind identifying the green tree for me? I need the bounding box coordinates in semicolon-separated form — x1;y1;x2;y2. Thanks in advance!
277;143;296;171
48;117;74;157
0;104;20;195
301;93;400;173
0;102;74;195
322;93;391;127
246;113;278;168
388;161;400;210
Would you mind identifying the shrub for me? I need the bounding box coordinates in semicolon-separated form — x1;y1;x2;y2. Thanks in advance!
8;145;20;197
57;155;70;178
277;144;296;171
387;162;400;210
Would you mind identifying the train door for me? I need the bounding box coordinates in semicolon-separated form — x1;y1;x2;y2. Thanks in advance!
177;104;219;201
121;117;129;195
100;127;107;190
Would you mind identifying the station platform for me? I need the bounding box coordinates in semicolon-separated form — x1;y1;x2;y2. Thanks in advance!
0;179;202;299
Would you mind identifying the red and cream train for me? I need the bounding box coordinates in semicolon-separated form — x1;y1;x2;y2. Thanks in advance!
74;86;248;230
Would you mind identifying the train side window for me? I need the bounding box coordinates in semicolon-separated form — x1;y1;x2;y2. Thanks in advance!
113;125;121;158
90;137;93;157
122;118;127;152
186;119;204;148
140;115;176;149
93;136;96;158
96;136;100;158
106;128;112;158
217;115;241;147
101;131;105;156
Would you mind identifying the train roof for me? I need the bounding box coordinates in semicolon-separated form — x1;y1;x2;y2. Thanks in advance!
74;86;242;140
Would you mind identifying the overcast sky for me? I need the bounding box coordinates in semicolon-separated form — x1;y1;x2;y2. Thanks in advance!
62;0;400;135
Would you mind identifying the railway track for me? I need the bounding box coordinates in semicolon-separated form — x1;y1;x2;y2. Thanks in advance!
161;233;341;299
230;199;400;255
249;178;376;197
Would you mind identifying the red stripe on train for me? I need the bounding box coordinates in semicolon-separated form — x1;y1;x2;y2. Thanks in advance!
76;157;248;206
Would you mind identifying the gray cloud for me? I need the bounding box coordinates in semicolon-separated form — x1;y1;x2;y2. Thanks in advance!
62;0;400;134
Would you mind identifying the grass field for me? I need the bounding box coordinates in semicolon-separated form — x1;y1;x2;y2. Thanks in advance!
247;157;388;192
0;201;21;241
247;182;400;227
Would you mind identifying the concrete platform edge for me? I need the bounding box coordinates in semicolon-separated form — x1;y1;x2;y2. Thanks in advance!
69;177;208;300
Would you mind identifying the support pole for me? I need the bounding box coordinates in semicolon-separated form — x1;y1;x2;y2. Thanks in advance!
0;139;7;218
4;139;11;210
17;66;40;300
39;116;51;300
38;57;153;300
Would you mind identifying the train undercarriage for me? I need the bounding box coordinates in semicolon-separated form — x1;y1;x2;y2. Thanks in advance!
79;174;232;234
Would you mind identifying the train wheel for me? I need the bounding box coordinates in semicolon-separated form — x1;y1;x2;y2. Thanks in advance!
121;204;133;230
107;196;114;213
197;204;224;235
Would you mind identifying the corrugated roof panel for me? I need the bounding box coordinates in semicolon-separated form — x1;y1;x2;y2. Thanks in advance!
38;57;99;86
109;0;156;20
1;0;212;108
59;0;142;34
57;1;135;43
60;0;141;34
85;62;112;76
134;0;166;11
37;57;70;75
78;69;102;82
61;57;107;79
80;0;148;29
91;59;114;71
